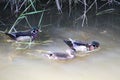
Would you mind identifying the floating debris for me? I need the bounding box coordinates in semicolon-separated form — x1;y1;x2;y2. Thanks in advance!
96;8;119;15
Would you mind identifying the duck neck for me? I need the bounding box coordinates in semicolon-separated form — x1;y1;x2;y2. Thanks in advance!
32;33;38;40
66;49;75;57
69;53;74;57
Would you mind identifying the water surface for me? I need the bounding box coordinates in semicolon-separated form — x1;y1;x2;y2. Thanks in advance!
0;12;120;80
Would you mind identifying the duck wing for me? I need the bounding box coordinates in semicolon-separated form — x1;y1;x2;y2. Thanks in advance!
54;52;68;58
15;31;31;37
5;33;16;40
5;31;32;40
64;40;73;47
64;40;88;48
74;41;88;46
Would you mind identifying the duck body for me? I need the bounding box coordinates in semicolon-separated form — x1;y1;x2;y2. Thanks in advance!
5;28;39;42
64;38;100;53
44;50;75;60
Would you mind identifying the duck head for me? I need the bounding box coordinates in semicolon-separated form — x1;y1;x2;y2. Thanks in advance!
31;27;41;34
44;51;56;59
30;27;42;39
88;41;100;51
91;41;100;48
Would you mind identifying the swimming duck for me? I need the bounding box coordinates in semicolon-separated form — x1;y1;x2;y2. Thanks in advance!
64;38;100;53
44;49;75;60
5;28;41;42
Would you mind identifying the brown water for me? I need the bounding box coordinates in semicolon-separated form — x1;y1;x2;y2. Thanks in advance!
0;12;120;80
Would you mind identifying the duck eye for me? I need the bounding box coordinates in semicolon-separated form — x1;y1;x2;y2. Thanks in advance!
93;45;96;47
49;54;53;56
33;30;35;33
31;30;36;34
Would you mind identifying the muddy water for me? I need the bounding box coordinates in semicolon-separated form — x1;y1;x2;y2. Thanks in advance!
0;14;120;80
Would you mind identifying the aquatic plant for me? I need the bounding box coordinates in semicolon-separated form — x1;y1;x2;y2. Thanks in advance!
0;0;120;29
0;0;119;50
6;0;46;33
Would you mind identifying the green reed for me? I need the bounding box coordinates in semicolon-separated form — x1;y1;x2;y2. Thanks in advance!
8;0;46;33
2;0;120;29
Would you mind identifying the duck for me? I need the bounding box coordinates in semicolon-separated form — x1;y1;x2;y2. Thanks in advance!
64;38;100;53
44;49;75;60
5;27;41;42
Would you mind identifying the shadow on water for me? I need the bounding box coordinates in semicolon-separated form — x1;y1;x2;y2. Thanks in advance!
0;7;120;80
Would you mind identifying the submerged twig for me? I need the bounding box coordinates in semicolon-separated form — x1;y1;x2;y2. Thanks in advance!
69;0;72;16
96;8;116;15
25;17;32;28
99;0;120;9
8;0;46;33
86;0;97;13
55;0;62;13
38;9;45;30
18;0;27;10
8;0;36;33
82;0;87;27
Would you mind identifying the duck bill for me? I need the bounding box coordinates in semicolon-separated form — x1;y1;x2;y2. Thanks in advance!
42;53;49;58
38;29;42;32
